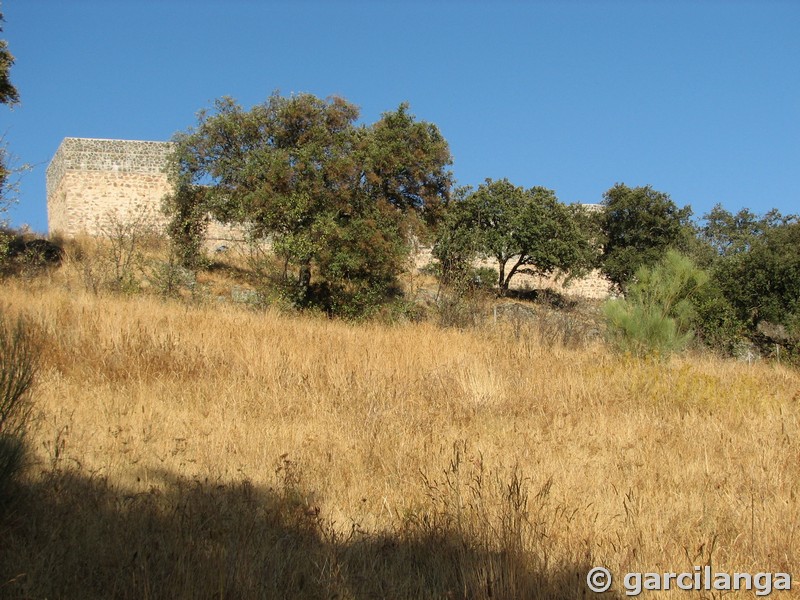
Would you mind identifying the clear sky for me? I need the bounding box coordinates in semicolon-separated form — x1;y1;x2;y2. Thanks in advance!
2;0;798;233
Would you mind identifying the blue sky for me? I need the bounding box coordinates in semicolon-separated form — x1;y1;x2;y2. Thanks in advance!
2;0;798;233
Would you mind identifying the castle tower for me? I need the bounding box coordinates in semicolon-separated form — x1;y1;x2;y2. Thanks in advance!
46;138;174;237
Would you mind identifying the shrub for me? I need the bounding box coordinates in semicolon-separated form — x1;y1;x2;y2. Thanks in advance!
0;229;63;278
690;282;747;355
435;289;490;329
604;300;694;357
97;210;156;293
0;313;37;507
0;228;12;274
712;221;800;334
604;251;708;356
471;266;499;291
146;246;197;300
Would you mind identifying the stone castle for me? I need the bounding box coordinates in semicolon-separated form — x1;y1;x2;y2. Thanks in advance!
46;137;612;299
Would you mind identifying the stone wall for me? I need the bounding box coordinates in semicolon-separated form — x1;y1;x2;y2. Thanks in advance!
47;138;174;237
412;246;612;300
46;137;247;243
46;137;612;299
512;267;613;299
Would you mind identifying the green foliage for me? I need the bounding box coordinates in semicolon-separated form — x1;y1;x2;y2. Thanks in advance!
435;179;593;296
471;266;499;291
0;230;7;266
604;301;692;357
700;204;765;257
431;186;481;290
98;211;155;293
0;313;37;508
0;229;63;278
0;12;24;229
165;93;452;317
691;205;800;358
713;220;800;332
701;206;799;326
164;183;208;271
604;251;708;356
73;210;159;294
146;249;197;300
600;183;694;290
690;281;746;355
313;203;407;318
435;292;487;329
0;11;18;107
360;102;453;224
567;202;604;259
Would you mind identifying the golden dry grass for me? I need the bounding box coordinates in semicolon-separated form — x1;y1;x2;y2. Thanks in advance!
1;273;799;598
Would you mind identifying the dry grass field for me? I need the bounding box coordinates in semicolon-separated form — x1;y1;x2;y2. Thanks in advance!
1;262;799;598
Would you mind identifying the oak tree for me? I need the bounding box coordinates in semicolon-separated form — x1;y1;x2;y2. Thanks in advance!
166;93;452;315
599;183;694;290
437;178;592;295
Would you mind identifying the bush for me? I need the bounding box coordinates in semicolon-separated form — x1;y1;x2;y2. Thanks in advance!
435;289;490;329
712;221;800;333
604;251;707;356
0;229;63;278
471;266;498;291
97;210;158;293
690;282;747;355
0;228;12;274
604;300;694;357
0;313;37;507
146;246;197;300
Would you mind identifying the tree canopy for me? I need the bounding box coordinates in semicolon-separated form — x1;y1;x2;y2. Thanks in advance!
165;93;452;315
434;178;593;295
0;10;19;226
599;183;694;290
711;217;800;331
0;11;18;107
700;203;798;258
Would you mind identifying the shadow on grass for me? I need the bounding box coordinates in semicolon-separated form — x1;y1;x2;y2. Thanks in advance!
505;288;577;311
1;462;619;600
206;259;254;280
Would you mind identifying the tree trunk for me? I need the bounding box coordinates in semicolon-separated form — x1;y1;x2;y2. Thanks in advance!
497;258;508;296
502;256;527;296
298;261;311;292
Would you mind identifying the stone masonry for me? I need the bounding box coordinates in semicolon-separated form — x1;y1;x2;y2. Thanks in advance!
46;137;612;299
412;247;612;300
47;138;174;237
